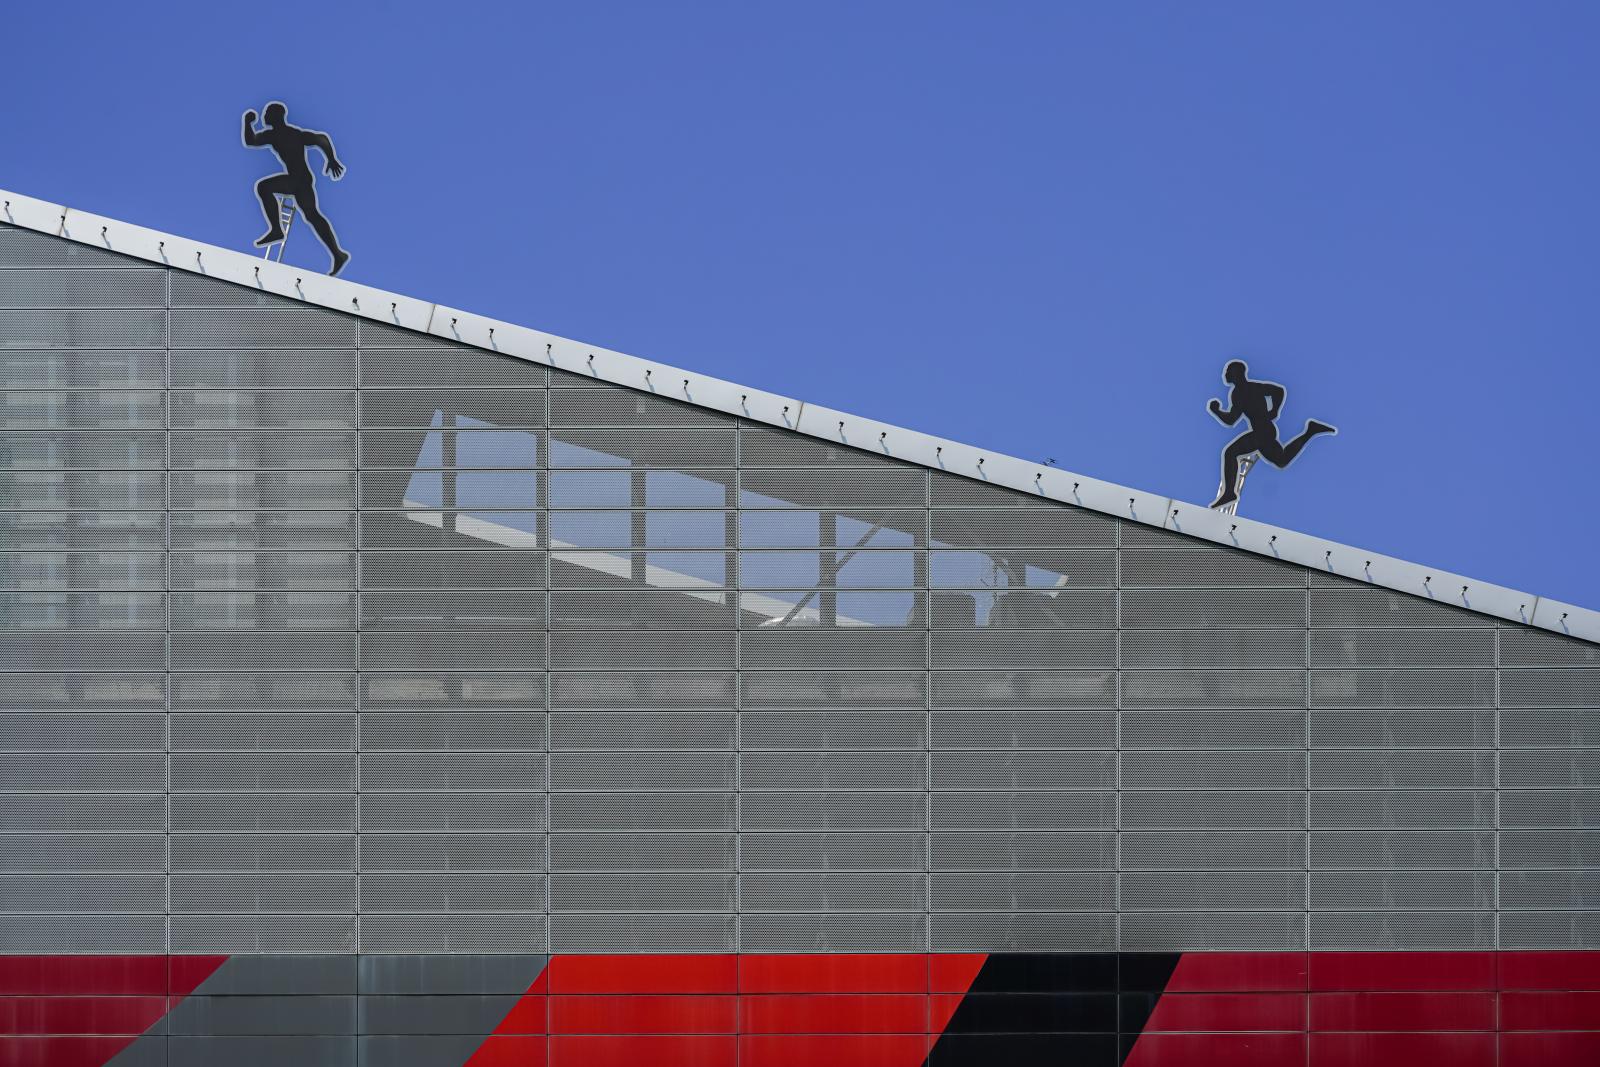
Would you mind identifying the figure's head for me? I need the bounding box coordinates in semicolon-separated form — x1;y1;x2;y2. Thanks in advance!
263;102;288;127
1223;359;1248;385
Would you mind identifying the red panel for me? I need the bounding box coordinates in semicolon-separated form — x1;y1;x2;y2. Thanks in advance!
463;1036;548;1067
0;996;170;1036
166;956;227;997
739;954;927;994
1143;992;1305;1032
1310;991;1495;1032
1501;990;1600;1031
740;994;928;1034
549;994;736;1034
548;955;737;995
739;1033;933;1067
548;1034;735;1067
1309;1031;1494;1067
928;954;986;994
0;957;168;997
1309;952;1495;992
1124;1031;1306;1067
0;1036;140;1067
1164;953;1308;993
1500;951;1600;991
1501;1031;1600;1067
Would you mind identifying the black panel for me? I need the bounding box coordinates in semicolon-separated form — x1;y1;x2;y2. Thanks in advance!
928;1032;1119;1066
1117;992;1163;1035
1118;953;1182;992
926;952;1182;1066
945;993;1116;1032
963;952;1118;993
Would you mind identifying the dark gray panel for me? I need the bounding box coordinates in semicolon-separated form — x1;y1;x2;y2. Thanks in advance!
357;995;521;1035
102;1039;170;1067
356;1037;485;1067
167;1037;355;1067
165;995;355;1035
358;955;547;994
185;960;349;999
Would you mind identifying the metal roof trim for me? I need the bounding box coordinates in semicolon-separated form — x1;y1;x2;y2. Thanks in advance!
3;185;1594;645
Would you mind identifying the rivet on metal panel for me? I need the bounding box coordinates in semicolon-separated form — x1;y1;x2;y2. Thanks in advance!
352;298;360;310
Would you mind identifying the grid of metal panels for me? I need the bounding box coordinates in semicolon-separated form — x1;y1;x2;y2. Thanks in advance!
1;225;1597;956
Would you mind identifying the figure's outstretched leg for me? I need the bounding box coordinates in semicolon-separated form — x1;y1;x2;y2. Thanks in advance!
253;176;291;246
295;191;349;276
1211;435;1256;508
1267;420;1337;468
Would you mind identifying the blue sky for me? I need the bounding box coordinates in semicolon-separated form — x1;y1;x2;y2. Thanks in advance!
8;1;1597;607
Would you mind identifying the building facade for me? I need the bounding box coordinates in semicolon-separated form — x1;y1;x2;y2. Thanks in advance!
1;216;1598;1065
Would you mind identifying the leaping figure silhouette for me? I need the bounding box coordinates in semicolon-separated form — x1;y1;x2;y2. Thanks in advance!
242;102;350;277
1207;360;1336;510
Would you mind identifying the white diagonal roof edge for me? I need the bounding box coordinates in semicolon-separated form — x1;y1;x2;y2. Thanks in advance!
4;186;1595;645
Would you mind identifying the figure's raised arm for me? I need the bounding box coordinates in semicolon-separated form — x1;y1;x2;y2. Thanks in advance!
242;110;264;146
310;131;345;179
1208;395;1242;426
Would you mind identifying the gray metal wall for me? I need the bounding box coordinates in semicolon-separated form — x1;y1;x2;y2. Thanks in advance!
2;224;1597;955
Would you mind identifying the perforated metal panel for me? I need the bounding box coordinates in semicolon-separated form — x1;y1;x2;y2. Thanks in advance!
3;239;1597;958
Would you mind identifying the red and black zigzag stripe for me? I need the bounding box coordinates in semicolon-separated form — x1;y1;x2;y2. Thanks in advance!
5;951;1600;1066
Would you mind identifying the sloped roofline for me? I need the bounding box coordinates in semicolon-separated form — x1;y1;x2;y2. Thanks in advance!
3;186;1594;645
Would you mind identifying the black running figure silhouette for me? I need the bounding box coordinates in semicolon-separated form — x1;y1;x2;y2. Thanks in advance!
242;102;350;277
1207;360;1336;510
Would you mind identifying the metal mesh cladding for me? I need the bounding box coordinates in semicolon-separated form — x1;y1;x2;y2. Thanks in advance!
0;224;1597;956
